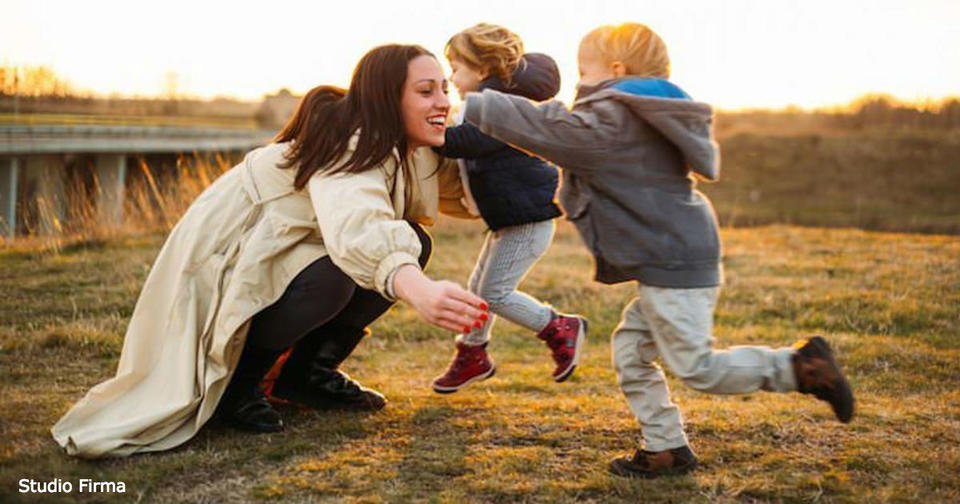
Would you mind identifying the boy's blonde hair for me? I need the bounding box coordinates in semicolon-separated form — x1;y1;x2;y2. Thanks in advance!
445;23;524;84
580;23;670;78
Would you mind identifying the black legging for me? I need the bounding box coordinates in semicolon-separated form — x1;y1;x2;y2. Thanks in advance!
248;221;432;351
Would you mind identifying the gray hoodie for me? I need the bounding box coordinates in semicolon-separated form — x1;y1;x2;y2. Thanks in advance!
463;80;722;288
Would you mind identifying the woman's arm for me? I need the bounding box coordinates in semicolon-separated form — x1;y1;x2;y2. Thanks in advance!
310;166;420;296
310;164;486;332
391;265;487;333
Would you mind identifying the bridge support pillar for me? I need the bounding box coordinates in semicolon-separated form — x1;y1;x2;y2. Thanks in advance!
0;157;18;238
95;154;127;226
24;155;66;235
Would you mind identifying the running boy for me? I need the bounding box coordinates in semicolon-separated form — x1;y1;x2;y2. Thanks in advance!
461;22;854;478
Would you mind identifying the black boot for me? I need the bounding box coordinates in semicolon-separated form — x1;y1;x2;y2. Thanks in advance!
272;326;386;411
216;341;285;432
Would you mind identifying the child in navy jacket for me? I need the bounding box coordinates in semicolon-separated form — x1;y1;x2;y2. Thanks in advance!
431;23;587;393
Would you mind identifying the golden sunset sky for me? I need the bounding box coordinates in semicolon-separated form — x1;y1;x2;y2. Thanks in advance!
3;0;958;109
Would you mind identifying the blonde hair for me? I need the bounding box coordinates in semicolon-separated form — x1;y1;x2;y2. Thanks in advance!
445;23;524;84
579;23;670;78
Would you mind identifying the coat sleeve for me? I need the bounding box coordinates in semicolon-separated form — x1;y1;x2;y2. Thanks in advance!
463;89;612;175
433;122;507;160
308;165;421;299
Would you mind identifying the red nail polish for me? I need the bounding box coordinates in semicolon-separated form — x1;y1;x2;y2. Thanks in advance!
480;313;489;321
463;326;471;333
474;321;482;329
480;302;489;311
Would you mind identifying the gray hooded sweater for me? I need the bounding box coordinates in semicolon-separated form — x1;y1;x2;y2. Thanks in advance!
463;79;722;288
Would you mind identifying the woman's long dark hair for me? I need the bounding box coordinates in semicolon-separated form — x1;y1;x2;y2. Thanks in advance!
276;44;434;190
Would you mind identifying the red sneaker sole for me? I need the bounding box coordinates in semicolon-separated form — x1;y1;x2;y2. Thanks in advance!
432;365;497;394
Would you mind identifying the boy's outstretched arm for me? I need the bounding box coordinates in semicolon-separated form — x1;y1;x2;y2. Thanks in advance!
463;89;610;173
434;122;508;160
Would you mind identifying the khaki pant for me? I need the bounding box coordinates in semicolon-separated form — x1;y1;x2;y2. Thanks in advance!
612;285;798;451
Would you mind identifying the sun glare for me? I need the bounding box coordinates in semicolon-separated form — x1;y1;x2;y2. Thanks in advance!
2;0;958;109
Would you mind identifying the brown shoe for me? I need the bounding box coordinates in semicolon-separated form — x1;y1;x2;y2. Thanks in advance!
609;445;698;479
793;336;855;423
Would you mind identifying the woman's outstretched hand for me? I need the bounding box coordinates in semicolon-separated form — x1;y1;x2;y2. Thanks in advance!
392;264;489;333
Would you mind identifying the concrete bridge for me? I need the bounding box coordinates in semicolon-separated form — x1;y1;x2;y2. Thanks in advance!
0;123;274;238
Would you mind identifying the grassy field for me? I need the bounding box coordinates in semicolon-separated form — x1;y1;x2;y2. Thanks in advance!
702;129;960;235
1;218;958;503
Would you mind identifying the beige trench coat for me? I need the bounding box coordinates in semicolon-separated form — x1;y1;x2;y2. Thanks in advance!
51;139;469;458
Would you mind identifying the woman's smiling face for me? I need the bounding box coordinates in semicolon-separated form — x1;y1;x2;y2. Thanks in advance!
401;55;451;150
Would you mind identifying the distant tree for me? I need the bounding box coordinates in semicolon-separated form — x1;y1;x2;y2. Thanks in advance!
162;70;181;100
0;64;75;97
941;99;960;128
851;93;897;116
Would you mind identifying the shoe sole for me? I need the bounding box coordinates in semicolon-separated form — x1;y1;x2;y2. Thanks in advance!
271;388;387;412
554;318;588;383
608;458;697;479
217;414;284;433
432;365;497;394
231;421;284;433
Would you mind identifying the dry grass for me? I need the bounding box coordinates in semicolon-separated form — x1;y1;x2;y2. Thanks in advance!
0;124;958;502
0;219;958;503
5;153;234;254
702;129;960;235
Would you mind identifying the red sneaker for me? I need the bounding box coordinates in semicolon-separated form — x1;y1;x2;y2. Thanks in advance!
537;314;588;382
432;342;496;394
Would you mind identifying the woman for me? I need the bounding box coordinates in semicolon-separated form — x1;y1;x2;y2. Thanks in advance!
51;44;487;458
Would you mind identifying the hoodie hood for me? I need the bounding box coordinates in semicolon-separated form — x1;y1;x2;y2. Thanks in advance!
576;78;719;181
478;52;561;102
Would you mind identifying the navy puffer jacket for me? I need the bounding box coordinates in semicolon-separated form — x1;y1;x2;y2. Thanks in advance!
435;53;563;230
